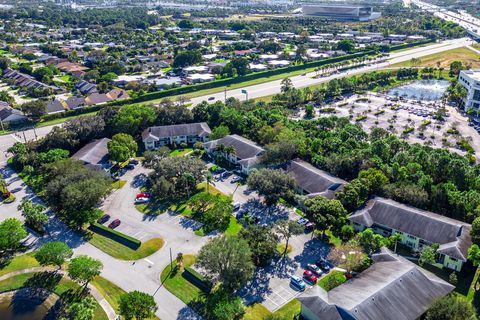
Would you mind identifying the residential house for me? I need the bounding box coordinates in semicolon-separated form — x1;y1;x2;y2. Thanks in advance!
298;248;454;320
3;68;60;93
204;134;265;175
47;99;68;114
186;73;215;84
75;80;98;95
283;159;346;199
142;122;211;150
106;89;129;101
72;138;112;172
85;93;110;106
66;96;86;110
0;102;27;123
349;197;472;271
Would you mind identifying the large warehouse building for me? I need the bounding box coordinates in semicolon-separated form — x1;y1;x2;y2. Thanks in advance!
302;4;381;21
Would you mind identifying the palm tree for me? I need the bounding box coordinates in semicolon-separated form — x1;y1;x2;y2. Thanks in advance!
224;146;236;156
215;143;226;154
206;172;213;194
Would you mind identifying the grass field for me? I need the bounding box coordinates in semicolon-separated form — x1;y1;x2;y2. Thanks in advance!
318;270;347;291
225;215;243;236
160;254;203;304
0;253;40;277
0;272;108;320
242;299;301;319
169;148;193;157
88;234;164;260
390;47;480;68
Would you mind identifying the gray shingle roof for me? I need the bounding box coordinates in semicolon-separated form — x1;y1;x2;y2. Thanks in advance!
142;122;211;141
349;197;472;261
284;159;346;196
72;138;111;167
204;134;264;160
298;249;454;320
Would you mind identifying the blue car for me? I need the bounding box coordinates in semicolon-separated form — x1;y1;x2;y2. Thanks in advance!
290;275;306;291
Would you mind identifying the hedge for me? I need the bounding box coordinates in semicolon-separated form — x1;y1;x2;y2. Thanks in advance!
88;222;141;250
385;39;435;53
183;266;212;293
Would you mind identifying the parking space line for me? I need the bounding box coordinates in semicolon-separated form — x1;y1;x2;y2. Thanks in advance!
144;258;154;265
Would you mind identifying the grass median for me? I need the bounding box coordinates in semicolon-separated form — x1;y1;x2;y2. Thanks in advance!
88;233;164;261
160;254;203;305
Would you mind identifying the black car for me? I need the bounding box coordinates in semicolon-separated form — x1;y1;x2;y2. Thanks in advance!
125;164;135;170
315;258;331;272
129;159;139;165
97;214;111;224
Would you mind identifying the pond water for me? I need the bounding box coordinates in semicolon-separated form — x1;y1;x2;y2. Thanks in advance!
0;296;56;320
387;80;450;101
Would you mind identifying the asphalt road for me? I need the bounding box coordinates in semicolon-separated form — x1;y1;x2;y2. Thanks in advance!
0;164;202;320
189;38;473;105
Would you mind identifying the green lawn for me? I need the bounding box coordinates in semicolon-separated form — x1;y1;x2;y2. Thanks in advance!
318;270;347;291
242;299;300;320
273;299;301;319
0;253;40;277
242;304;271;320
88;233;164;260
57;75;73;83
169;148;193;157
37;110;99;128
0;272;108;320
390;46;480;69
111;180;127;189
225;215;243;236
276;243;293;256
160;254;203;304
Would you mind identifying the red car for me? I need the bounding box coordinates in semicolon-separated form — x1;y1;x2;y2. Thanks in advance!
136;192;151;199
303;270;318;284
108;219;121;229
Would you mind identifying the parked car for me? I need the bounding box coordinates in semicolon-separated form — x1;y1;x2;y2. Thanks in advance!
233;202;241;211
222;171;232;178
304;222;315;232
315;258;331;272
135;197;150;204
125;164;135;170
97;214;111;224
290;275;306;291
231;176;242;183
129;159;139;165
136;192;152;199
306;263;322;276
297;217;309;225
108;219;121;229
303;270;318;284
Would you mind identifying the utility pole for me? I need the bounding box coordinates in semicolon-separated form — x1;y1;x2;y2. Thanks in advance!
224;87;227;103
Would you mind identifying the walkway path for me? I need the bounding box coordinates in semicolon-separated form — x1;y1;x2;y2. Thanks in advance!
0;267;117;320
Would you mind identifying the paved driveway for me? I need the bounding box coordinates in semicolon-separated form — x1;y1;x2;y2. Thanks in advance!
239;236;330;312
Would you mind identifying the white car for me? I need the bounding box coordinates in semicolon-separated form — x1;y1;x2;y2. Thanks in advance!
135;197;150;204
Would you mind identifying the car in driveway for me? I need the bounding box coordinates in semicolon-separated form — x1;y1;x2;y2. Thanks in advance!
303;270;318;284
290;275;306;291
306;263;323;276
108;219;121;229
97;214;111;224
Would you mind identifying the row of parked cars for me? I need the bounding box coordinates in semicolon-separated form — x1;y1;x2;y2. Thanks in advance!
290;258;332;291
97;214;121;229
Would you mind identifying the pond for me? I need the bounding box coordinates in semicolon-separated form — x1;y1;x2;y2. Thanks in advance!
0;291;58;320
387;80;450;101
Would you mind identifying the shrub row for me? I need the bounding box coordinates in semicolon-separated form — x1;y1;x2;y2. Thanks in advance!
183;266;212;293
385;39;435;52
89;222;141;250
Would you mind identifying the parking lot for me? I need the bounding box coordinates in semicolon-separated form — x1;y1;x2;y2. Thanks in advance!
291;92;480;160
